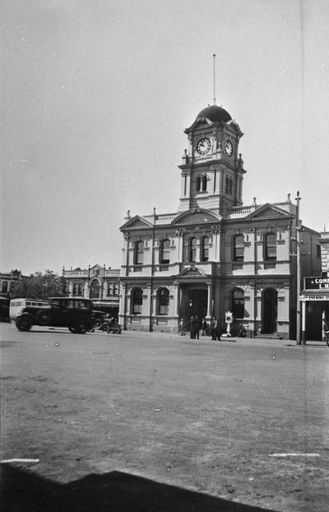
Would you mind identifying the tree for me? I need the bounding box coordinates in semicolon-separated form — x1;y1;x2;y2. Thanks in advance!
12;270;65;299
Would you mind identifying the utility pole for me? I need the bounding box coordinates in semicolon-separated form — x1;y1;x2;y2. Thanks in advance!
295;191;302;345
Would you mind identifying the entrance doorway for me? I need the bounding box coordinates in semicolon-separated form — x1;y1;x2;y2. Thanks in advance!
180;287;208;329
262;288;277;333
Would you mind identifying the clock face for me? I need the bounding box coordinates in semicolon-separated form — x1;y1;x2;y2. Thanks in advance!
196;137;211;155
224;139;233;157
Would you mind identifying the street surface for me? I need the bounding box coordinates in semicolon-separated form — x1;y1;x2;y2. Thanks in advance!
1;323;328;512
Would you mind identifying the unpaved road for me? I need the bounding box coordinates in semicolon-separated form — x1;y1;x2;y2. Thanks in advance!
1;324;328;511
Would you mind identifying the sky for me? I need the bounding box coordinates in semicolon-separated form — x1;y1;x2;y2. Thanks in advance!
1;0;329;275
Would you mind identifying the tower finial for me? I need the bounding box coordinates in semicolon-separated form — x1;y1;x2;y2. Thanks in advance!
213;53;216;105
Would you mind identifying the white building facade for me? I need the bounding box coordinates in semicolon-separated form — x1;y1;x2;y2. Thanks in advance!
119;104;321;338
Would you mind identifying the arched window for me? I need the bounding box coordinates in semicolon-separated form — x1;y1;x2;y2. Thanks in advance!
157;288;169;315
90;279;100;299
134;241;144;265
183;237;197;262
232;288;244;319
131;287;143;314
196;176;201;192
264;233;276;260
159;239;170;264
233;235;244;261
200;236;209;262
190;237;197;262
202;175;207;191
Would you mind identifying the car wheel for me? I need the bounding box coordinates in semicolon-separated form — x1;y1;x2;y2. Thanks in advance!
16;316;32;332
74;319;89;334
94;319;102;329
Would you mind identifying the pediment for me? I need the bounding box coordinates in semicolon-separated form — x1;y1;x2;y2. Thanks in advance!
185;118;214;133
120;215;153;231
172;208;221;226
177;265;208;278
245;203;292;220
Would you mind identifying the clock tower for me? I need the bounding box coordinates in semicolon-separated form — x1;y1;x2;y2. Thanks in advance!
178;104;245;215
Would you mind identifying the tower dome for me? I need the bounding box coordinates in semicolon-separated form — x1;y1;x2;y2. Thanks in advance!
196;104;232;124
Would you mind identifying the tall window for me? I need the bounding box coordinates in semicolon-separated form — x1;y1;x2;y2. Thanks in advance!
225;176;233;195
183;237;197;262
190;237;197;262
131;288;143;314
264;233;277;261
233;235;244;261
157;288;169;315
2;281;8;293
90;279;100;299
134;241;144;265
232;288;244;318
196;174;207;192
201;236;209;262
159;239;170;264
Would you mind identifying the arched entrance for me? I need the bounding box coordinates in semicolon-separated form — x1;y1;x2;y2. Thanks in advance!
180;286;208;329
262;288;277;333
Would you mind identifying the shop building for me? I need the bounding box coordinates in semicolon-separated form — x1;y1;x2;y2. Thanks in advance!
119;104;321;338
62;264;120;317
301;231;329;341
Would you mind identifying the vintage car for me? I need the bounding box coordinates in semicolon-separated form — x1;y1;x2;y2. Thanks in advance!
14;297;94;334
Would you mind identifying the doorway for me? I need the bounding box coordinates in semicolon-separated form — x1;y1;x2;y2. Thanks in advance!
180;287;208;329
262;288;277;333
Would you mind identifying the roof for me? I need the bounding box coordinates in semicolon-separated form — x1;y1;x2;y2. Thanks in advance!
196;105;232;123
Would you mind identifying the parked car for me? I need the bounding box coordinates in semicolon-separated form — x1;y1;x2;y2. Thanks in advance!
94;316;122;334
92;310;106;329
14;297;94;334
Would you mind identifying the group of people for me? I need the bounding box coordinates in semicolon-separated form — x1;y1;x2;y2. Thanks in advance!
185;315;224;340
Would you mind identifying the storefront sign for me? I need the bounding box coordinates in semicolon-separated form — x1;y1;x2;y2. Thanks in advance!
304;277;329;290
301;295;329;301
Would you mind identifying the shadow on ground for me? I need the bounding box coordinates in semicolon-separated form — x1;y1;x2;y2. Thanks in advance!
1;464;278;512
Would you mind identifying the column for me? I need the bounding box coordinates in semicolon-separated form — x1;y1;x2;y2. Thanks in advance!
301;299;306;344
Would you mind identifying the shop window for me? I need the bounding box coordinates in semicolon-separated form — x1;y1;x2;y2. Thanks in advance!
157;288;169;315
232;288;245;319
264;233;277;261
201;236;209;262
159;239;170;264
233;235;244;261
134;241;144;265
131;287;143;314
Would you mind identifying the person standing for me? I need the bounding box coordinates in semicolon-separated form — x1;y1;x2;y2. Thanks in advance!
189;316;195;339
194;315;200;339
201;317;208;336
211;316;219;341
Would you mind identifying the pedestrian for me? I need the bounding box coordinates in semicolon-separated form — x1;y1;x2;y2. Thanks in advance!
194;315;200;339
190;315;195;339
211;316;219;341
201;317;208;336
